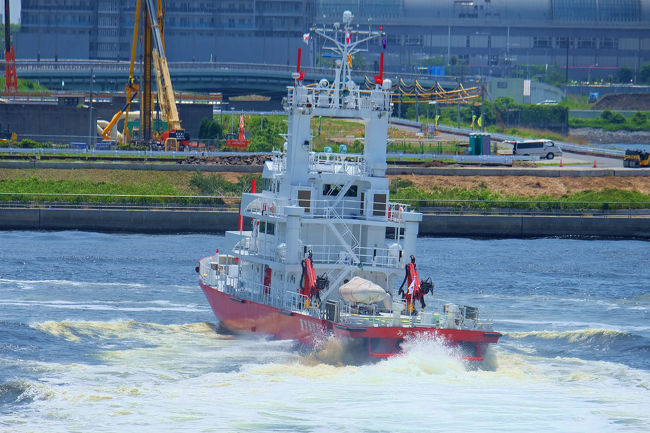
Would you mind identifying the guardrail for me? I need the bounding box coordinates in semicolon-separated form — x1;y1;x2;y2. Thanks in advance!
392;118;626;159
3;59;452;84
1;194;649;217
0;193;240;209
413;198;650;216
0;146;274;158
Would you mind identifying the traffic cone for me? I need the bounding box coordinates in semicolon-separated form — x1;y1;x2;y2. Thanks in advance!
593;159;597;168
559;158;563;167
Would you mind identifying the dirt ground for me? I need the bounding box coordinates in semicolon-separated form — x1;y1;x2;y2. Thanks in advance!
592;93;650;111
388;174;650;197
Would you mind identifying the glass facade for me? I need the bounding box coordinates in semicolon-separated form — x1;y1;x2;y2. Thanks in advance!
598;0;640;22
315;0;403;19
553;0;640;22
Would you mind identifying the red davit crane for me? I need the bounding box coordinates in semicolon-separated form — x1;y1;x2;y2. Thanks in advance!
4;0;17;92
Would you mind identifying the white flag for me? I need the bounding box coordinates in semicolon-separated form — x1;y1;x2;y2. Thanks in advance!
407;279;416;294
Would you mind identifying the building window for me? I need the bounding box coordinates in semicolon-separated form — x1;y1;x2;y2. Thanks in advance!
555;36;574;49
577;38;595;49
533;37;551;49
599;38;617;49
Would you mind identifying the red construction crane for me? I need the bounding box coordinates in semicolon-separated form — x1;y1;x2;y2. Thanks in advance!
4;0;17;92
225;113;250;150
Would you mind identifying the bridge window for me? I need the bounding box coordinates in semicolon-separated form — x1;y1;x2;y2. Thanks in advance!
323;184;358;197
259;221;275;235
298;190;311;213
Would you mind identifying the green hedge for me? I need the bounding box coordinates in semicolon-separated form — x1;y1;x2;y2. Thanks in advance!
569;110;650;132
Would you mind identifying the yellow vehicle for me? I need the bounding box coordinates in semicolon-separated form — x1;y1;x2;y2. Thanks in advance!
101;0;185;150
0;123;17;141
623;150;650;168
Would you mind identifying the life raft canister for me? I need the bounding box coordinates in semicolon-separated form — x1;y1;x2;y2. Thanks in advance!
405;262;421;304
263;266;272;294
301;258;317;298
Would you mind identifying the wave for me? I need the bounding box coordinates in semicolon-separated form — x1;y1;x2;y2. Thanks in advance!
299;333;470;373
0;299;208;313
0;379;54;406
499;319;650;333
30;320;230;343
0;278;148;289
507;328;632;344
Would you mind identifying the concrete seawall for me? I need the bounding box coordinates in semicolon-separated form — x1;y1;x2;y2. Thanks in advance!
1;208;648;238
0;208;239;233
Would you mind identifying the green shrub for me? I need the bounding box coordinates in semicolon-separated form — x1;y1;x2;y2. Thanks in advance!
630;111;647;125
389;177;413;194
189;172;260;197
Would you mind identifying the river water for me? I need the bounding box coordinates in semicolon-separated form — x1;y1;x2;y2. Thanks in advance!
1;231;648;432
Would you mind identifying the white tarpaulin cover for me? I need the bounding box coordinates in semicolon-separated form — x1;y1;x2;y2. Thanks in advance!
338;276;388;304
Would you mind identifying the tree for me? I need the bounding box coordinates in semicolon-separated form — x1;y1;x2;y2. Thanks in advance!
639;62;650;85
415;56;444;67
198;117;222;139
351;55;366;71
616;66;634;83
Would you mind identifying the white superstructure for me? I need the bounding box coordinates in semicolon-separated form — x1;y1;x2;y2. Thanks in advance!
217;12;422;314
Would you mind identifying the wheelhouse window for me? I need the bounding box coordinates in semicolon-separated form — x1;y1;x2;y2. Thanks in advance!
259;221;275;235
323;184;358;197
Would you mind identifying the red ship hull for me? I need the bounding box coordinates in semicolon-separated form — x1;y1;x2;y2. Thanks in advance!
200;281;501;361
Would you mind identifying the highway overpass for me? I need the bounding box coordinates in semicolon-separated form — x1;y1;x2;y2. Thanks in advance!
12;60;460;98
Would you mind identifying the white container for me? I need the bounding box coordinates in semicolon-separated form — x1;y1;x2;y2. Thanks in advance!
445;304;460;329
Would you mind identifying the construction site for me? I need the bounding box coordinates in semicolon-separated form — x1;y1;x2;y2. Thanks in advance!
0;0;492;153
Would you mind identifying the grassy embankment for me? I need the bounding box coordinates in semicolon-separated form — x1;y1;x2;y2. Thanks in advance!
389;177;650;211
2;169;650;211
0;77;48;92
0;170;258;207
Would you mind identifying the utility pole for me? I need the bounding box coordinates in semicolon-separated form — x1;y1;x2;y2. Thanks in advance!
415;93;419;122
565;37;570;84
88;68;94;148
480;79;485;132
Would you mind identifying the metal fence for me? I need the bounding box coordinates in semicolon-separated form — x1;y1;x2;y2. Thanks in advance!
1;194;648;217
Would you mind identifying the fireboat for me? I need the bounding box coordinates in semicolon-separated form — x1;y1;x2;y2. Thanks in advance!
197;11;501;361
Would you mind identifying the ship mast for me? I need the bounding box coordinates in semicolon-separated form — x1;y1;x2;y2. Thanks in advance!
310;11;384;108
283;11;391;193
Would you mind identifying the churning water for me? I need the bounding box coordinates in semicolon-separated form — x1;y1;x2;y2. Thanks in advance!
1;231;648;432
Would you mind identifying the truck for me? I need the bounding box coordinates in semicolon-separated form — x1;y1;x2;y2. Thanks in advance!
623;150;650;168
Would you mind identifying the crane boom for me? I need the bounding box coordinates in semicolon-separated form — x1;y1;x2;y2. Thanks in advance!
101;0;183;148
143;0;182;134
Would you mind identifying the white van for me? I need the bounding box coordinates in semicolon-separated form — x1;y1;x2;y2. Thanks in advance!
512;140;562;160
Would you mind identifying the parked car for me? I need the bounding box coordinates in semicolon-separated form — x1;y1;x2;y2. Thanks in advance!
512;140;562;160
